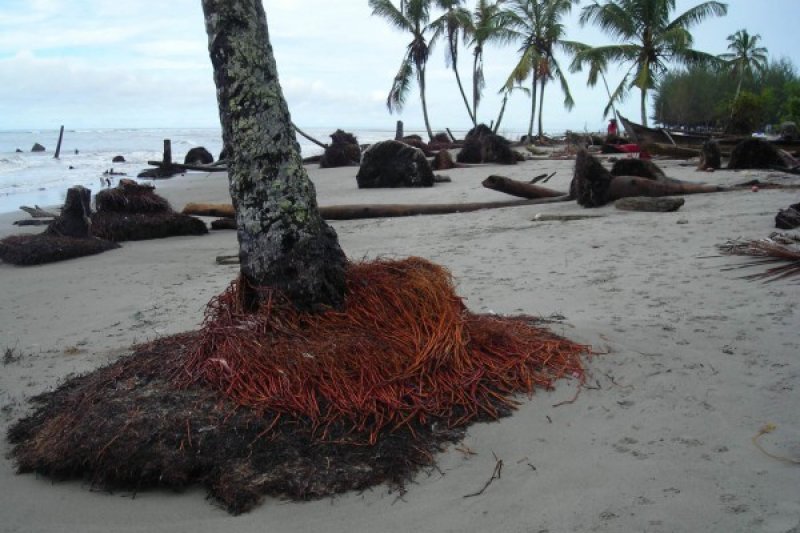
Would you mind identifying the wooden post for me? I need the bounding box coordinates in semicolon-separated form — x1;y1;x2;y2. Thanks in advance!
163;139;172;167
395;120;404;140
54;125;64;159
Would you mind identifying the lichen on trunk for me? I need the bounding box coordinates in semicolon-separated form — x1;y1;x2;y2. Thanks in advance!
201;0;346;311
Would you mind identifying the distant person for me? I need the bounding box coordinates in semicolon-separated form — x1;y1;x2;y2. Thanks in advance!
74;149;79;155
607;118;618;138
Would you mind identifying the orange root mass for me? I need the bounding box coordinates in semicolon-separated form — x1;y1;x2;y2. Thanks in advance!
178;257;588;442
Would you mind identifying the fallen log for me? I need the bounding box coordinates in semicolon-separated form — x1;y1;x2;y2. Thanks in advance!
645;142;733;160
188;196;572;223
572;150;726;208
146;161;228;172
13;219;51;226
614;196;685;212
481;175;566;199
20;205;58;218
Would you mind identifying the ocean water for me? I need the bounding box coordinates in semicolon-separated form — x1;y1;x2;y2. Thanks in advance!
0;127;394;215
0;125;525;215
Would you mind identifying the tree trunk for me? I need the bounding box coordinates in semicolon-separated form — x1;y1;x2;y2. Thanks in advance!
640;88;648;128
537;78;546;139
201;0;346;312
472;50;481;122
419;67;435;141
493;93;508;133
527;73;538;140
451;42;475;126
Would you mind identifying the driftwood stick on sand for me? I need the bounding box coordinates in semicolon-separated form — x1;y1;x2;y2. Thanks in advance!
482;175;566;199
573;150;727;208
13;219;51;226
20;205;58;218
146;161;228;173
186;196;572;223
292;123;328;149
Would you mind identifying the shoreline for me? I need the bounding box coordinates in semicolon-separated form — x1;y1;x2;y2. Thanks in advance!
1;157;799;532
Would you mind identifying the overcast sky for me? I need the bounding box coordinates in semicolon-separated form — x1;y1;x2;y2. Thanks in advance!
1;0;799;135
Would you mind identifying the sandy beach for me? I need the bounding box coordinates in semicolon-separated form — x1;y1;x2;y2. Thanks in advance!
1;154;798;532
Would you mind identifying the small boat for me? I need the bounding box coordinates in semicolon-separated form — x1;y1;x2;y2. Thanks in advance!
617;114;712;147
618;115;800;154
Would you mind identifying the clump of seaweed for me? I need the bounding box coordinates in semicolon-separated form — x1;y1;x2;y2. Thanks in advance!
9;257;588;513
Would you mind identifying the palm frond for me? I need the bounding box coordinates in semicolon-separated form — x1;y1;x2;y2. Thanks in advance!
717;236;800;282
368;0;412;32
387;56;414;113
667;1;728;31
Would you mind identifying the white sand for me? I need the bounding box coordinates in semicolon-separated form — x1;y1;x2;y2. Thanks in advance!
1;156;799;532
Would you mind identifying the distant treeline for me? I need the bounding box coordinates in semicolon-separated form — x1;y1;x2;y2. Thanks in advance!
652;58;800;133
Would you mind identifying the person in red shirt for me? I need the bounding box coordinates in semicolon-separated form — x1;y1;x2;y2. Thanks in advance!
607;118;618;137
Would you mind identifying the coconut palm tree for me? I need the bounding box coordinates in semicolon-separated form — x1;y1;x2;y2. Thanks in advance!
574;0;728;127
430;0;476;125
370;0;438;139
719;29;768;101
501;0;579;139
202;0;346;310
467;0;513;123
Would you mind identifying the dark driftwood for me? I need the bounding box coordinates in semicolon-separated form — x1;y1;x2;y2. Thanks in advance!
189;196;571;224
147;161;228;172
292;123;328;149
482;175;566;199
20;205;58;218
614;196;685;212
572;150;726;208
13;219;51;226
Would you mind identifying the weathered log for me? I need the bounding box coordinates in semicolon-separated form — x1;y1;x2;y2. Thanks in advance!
572;150;726;208
481;175;566;199
643;143;701;159
13;219;51;226
184;202;235;218
614;196;685;212
20;205;58;218
54;125;64;159
146;161;228;172
292;123;328;149
191;196;572;224
531;213;605;222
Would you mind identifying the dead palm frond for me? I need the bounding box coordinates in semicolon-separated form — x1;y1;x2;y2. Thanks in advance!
717;235;800;282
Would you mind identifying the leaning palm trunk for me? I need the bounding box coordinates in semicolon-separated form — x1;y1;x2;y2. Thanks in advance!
419;68;435;141
640;88;648;128
527;73;538;140
537;78;546;139
201;0;346;311
450;42;476;126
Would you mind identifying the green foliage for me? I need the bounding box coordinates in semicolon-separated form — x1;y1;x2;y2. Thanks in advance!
653;59;800;132
729;91;764;134
573;0;727;127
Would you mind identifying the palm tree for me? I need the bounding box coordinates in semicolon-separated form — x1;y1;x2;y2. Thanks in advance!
719;29;768;101
430;0;476;125
574;0;728;127
202;0;346;310
467;0;513;123
501;0;579;139
370;0;438;139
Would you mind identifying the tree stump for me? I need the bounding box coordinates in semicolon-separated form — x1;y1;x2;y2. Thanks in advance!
45;186;92;238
